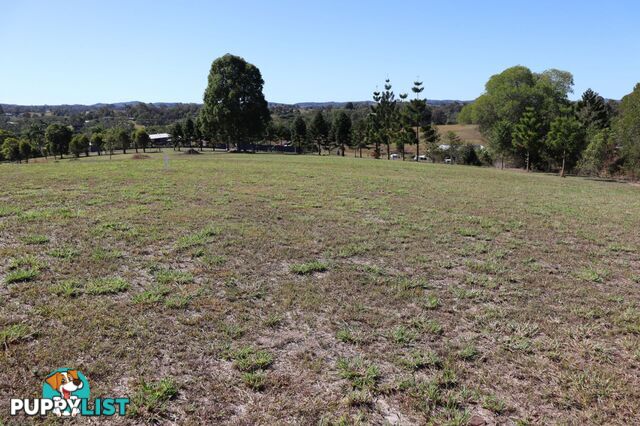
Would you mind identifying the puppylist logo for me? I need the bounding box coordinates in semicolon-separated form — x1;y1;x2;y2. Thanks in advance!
10;368;129;417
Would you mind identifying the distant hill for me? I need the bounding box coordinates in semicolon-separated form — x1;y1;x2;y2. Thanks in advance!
1;99;471;114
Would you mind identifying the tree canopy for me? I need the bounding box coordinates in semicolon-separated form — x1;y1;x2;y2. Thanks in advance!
200;54;270;150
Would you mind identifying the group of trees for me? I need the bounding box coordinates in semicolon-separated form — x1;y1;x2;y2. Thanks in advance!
4;56;640;179
0;123;153;162
459;65;640;178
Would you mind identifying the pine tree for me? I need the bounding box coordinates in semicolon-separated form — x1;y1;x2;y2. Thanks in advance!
309;111;330;155
406;81;431;161
513;107;541;171
291;116;307;154
372;79;397;159
334;112;352;156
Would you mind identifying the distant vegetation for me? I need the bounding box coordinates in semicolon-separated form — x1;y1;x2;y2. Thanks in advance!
2;55;640;179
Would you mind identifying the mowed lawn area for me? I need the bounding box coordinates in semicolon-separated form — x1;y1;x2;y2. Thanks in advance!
1;152;639;424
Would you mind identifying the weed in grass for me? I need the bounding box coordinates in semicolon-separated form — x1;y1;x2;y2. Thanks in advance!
391;326;417;344
423;294;440;310
51;280;84;298
154;268;194;285
457;344;479;361
264;313;283;328
576;267;608;283
48;246;79;259
399;350;441;370
561;370;614;409
201;254;226;267
344;390;373;407
133;286;171;304
91;247;123;261
290;261;328;275
5;269;39;284
615;307;640;334
85;277;129;295
336;358;380;391
20;234;49;245
175;224;218;251
336;328;357;344
0;324;32;345
164;294;191;309
9;255;42;270
242;371;267;391
483;394;507;413
129;378;178;418
438;365;458;388
231;347;274;372
412;317;444;335
221;322;245;340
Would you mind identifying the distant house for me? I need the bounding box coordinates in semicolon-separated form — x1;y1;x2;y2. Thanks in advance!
149;133;171;146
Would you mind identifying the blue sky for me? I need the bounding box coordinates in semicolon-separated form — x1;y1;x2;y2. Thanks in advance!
2;0;639;104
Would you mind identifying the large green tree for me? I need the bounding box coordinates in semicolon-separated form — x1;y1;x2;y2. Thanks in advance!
309;111;330;155
69;134;89;158
18;139;33;163
2;137;20;162
577;88;611;130
459;66;573;169
614;83;640;177
489;120;513;169
372;79;397;159
406;81;431;161
547;113;585;177
132;128;151;153
334;111;352;157
45;124;72;159
291;116;307;154
513;107;542;171
91;131;105;156
200;54;271;151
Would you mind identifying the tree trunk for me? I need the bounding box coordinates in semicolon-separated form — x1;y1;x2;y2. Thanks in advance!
415;125;420;161
560;150;566;178
501;154;504;169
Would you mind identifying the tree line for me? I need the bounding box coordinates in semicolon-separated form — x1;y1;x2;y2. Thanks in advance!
0;124;153;162
458;65;640;178
3;55;640;180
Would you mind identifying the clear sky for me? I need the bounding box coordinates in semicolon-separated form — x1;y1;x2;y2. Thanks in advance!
2;0;639;105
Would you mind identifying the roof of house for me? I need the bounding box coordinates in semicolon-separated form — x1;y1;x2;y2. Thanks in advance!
149;133;171;139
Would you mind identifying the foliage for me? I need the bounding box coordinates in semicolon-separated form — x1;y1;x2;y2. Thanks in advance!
200;54;270;150
614;83;640;177
333;111;352;156
309;111;330;155
45;123;72;158
69;133;89;158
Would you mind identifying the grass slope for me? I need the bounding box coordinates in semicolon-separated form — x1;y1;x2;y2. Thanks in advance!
1;152;639;424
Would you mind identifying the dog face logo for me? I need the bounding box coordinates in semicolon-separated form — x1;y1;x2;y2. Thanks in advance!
42;368;90;417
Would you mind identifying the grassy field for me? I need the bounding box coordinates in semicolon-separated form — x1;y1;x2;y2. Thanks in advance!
1;151;639;424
